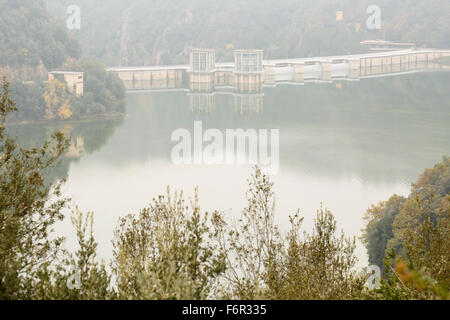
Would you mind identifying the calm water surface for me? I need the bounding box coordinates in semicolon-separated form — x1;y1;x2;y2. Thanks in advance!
11;72;450;266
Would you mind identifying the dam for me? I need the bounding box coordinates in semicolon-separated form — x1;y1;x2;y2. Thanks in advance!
107;48;450;92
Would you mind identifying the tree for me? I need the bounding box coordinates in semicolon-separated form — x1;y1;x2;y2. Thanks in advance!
28;209;116;300
70;59;126;117
361;158;450;300
0;0;80;70
43;78;72;120
213;167;284;299
367;204;449;300
112;187;226;300
362;157;449;269
391;156;449;249
403;196;449;291
0;78;70;299
361;195;406;267
214;167;364;300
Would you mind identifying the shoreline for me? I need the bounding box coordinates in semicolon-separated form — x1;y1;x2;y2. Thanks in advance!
5;111;125;127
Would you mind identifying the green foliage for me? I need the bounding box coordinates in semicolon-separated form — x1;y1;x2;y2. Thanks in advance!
46;0;450;66
0;0;80;70
360;195;448;300
0;78;70;299
112;188;226;300
275;206;363;300
71;59;126;116
362;160;449;300
367;219;448;301
365;249;444;300
0;2;124;123
214;168;364;300
1;82;114;299
7;81;46;122
212;168;282;299
362;156;449;269
43;78;71;120
403;198;449;292
361;195;406;267
28;209;115;300
6;59;126;122
392;156;450;246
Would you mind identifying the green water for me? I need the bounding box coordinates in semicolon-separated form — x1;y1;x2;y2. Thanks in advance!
8;71;450;265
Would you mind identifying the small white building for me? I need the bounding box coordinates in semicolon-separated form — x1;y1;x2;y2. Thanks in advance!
48;71;84;96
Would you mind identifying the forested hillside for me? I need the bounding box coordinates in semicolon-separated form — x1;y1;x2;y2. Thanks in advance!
45;0;450;66
0;0;80;74
0;0;125;122
7;59;125;123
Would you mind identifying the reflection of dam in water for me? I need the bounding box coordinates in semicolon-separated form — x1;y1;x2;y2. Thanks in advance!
187;90;265;115
66;136;85;158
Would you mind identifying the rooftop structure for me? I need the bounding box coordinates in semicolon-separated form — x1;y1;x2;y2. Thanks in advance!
234;49;263;74
189;49;216;73
361;40;416;51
